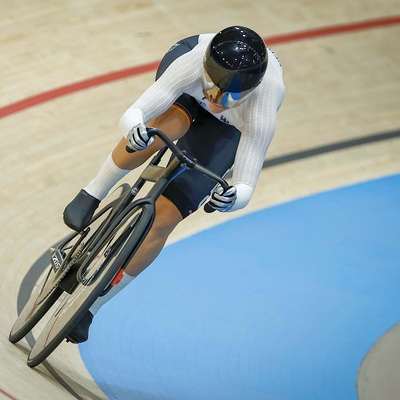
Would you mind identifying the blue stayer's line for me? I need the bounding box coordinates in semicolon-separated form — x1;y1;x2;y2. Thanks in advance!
80;174;400;400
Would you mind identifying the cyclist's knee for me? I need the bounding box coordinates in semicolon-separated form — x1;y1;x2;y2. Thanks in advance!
151;195;183;237
149;105;191;140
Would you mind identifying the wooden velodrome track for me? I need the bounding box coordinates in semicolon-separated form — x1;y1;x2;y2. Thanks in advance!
1;1;399;399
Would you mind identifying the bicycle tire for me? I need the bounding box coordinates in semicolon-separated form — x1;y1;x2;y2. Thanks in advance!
8;231;82;344
8;273;63;344
9;184;130;345
27;201;154;367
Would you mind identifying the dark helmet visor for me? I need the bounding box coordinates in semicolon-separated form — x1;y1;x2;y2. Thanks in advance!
204;38;268;92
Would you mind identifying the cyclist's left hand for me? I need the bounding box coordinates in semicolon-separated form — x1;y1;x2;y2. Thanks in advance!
207;185;237;212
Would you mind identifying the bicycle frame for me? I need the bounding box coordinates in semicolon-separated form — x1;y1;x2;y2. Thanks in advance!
58;128;229;292
10;127;232;366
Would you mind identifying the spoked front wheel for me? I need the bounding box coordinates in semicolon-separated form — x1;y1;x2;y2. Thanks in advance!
27;201;154;367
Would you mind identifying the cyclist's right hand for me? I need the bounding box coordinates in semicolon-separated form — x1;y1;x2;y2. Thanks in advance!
127;123;155;151
206;185;237;212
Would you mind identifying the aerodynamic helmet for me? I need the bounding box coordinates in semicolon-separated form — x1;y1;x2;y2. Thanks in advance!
203;26;268;107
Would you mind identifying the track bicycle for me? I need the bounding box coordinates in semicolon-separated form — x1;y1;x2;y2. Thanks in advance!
9;128;228;367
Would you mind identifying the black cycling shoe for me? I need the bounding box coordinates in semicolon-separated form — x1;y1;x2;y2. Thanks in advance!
66;311;93;344
63;189;100;232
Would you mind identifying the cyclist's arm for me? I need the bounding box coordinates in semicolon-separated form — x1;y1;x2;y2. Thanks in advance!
119;46;205;135
229;78;285;211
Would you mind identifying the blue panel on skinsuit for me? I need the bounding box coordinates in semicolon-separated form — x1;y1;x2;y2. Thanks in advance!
79;174;400;400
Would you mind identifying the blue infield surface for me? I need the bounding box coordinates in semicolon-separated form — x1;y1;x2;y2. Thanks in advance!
80;174;400;400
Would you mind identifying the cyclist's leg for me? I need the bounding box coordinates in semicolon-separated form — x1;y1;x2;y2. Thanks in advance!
66;194;183;342
123;195;183;276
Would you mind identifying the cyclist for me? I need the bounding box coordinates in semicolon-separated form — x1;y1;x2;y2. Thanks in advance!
63;26;285;343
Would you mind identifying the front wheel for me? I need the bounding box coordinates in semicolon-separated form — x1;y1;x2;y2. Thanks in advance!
27;202;154;367
9;184;130;344
8;233;80;344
